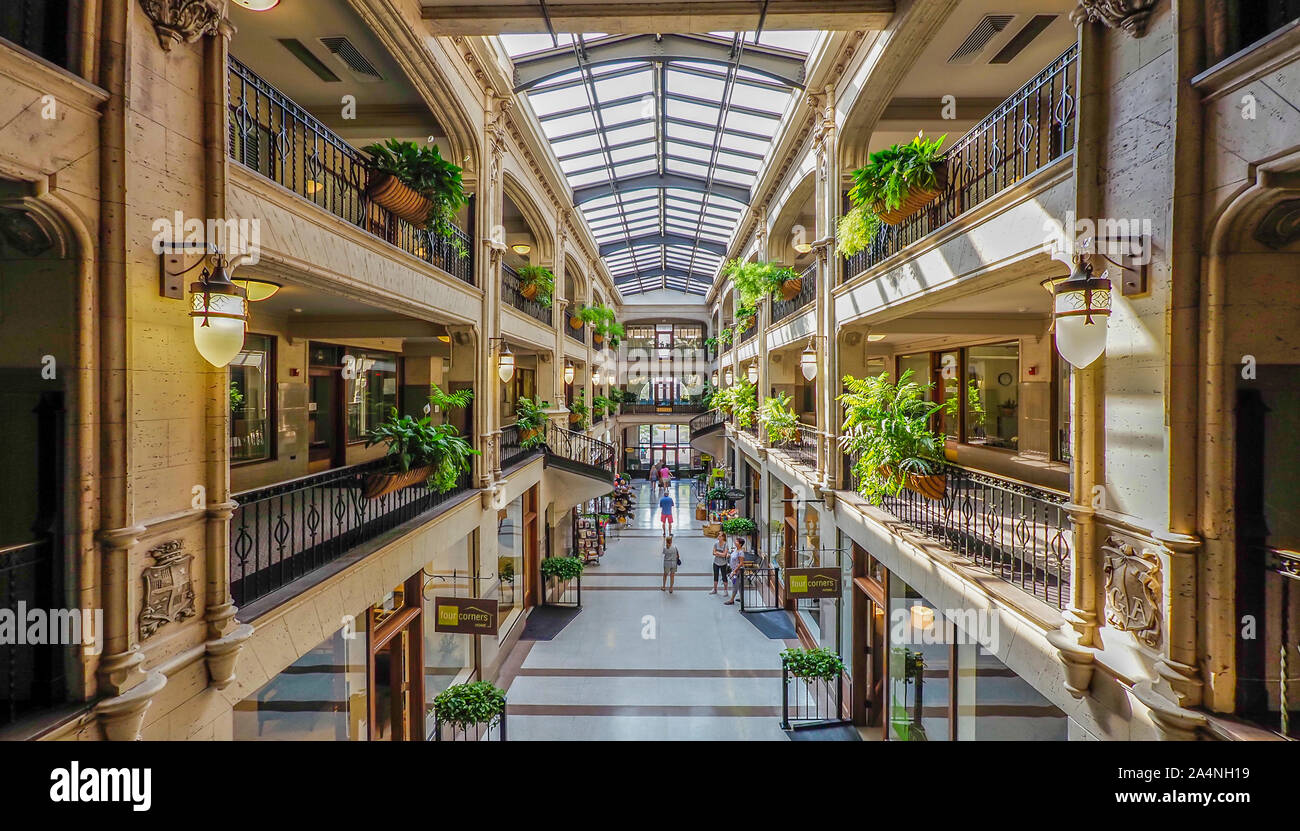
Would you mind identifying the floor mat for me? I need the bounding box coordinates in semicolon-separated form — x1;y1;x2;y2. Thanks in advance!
521;606;581;641
741;609;796;640
785;723;862;741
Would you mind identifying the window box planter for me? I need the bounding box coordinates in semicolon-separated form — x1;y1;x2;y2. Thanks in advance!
779;274;803;301
872;160;948;226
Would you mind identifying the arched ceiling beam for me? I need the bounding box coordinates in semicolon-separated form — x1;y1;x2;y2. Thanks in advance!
512;33;808;92
572;172;749;205
599;234;727;256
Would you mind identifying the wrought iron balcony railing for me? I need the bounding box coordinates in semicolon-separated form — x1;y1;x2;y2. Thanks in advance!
501;263;554;327
226;57;474;284
842;44;1078;284
772;422;818;468
229;460;474;608
844;455;1072;610
771;263;818;324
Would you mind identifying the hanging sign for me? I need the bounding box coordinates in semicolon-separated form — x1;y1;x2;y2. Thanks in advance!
432;596;499;635
784;568;841;599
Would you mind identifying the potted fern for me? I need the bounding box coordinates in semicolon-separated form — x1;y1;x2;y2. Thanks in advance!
718;327;734;348
593;394;613;418
568;390;590;428
513;396;549;449
516;264;554;307
837;369;951;503
848;132;947;227
758;392;800;445
725;258;803;303
362;139;468;252
735;303;758;332
363;386;478;499
730;380;757;429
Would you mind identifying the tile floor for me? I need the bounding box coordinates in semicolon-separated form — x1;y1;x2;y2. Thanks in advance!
501;479;796;740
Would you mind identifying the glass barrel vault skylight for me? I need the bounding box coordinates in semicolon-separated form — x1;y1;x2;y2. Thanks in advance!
502;31;816;296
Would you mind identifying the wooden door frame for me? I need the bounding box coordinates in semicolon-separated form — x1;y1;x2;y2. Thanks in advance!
523;485;540;609
307;366;346;469
365;573;425;740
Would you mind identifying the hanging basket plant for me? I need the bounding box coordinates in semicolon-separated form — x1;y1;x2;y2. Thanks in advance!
516;265;555;307
848;133;947;228
779;272;803;301
362;139;469;254
363;387;478;500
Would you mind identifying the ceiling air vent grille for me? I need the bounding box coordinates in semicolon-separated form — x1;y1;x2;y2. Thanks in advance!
949;14;1015;64
320;36;383;82
989;15;1059;64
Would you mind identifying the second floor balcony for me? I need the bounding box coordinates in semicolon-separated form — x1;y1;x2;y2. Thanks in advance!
502;262;554;327
227;56;474;284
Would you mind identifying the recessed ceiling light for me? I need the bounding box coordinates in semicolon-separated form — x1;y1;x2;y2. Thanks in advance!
232;0;280;10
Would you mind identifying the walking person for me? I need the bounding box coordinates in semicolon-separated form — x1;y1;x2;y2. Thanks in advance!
723;536;748;605
648;461;660;488
659;488;675;536
709;531;730;595
661;534;680;593
658;462;672;495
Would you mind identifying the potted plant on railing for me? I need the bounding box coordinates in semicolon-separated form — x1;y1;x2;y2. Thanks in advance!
837;369;952;503
568;390;590;429
431;680;506;741
780;646;846;685
849;132;947;226
731;380;758;430
541;555;584;603
361;139;468;254
734;302;758;332
363;386;478;499
726;258;803;303
758;392;800;445
516;264;555;307
718;326;734;348
513;396;549;449
593;394;613;419
836;204;883;257
594;318;623;348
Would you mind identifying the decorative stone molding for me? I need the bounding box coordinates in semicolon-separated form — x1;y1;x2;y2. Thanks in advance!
1045;625;1098;697
1130;681;1208;740
1255;198;1300;249
138;0;225;51
93;671;167;741
1102;535;1162;649
204;623;254;690
1069;1;1159;38
139;540;198;640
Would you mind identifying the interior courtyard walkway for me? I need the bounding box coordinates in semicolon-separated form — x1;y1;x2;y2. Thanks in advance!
499;480;797;740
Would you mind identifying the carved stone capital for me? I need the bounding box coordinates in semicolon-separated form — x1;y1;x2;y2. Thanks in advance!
1045;625;1098;698
93;671;167;741
137;0;226;51
1069;1;1160;38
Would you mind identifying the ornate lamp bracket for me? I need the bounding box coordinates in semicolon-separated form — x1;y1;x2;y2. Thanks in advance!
138;0;226;51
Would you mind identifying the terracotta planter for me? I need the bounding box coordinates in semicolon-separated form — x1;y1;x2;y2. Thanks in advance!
520;427;542;444
878;465;947;500
780;277;802;301
362;464;436;500
738;316;755;332
366;171;431;225
569;412;582;424
520;282;539;300
593;333;604;345
569;316;584;330
873;162;948;226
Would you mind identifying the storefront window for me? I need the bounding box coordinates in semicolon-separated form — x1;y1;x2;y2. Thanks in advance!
495;497;524;628
345;349;398;442
897;353;930;385
964;342;1019;450
230;333;273;463
233;621;367;740
938;350;960;440
767;480;786;569
794;503;823;642
955;641;1067;740
888;577;951;741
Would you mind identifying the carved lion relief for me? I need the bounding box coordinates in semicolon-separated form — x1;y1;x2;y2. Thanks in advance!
1102;536;1162;648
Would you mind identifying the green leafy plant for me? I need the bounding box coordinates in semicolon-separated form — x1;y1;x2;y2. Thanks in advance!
365;387;479;493
432;680;506;729
513;396;549;449
849;133;947;213
730;380;757;428
718;327;735;346
721;516;757;536
568;390;590;430
229;383;244;413
577;303;615;326
705;336;718;349
429;384;474;413
781;647;846;682
498;556;516;582
593;394;613;417
836;204;883;257
837;369;952;504
758;392;800;445
734;302;758;329
541;556;585;581
362;139;468;252
706;484;731;501
724;259;799;305
966;378;985;429
516;264;555;308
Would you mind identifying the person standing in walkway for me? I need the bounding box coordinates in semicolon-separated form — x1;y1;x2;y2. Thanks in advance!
723;536;747;605
661;534;680;593
710;531;730;595
658;463;672;494
659;489;675;535
649;462;660;488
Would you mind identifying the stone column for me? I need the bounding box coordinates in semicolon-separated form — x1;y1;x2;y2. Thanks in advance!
811;87;838;488
482;99;511;482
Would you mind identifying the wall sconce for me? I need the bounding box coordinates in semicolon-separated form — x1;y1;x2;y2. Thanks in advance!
724;368;734;386
510;242;532;256
746;362;758;384
799;338;819;381
793;242;813;254
1049;257;1111;369
232;277;281;302
591;369;601;385
190;258;249;368
711;371;719;386
489;338;515;382
564;361;575;385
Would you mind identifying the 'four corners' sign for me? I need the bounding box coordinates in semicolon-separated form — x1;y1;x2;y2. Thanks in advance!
785;568;841;599
433;596;499;635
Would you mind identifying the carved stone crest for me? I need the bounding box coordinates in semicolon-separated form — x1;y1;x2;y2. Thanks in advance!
139;540;197;640
1102;536;1162;648
137;0;225;51
1069;1;1160;38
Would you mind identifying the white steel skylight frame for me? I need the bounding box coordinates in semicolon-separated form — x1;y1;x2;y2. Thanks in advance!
503;31;814;296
